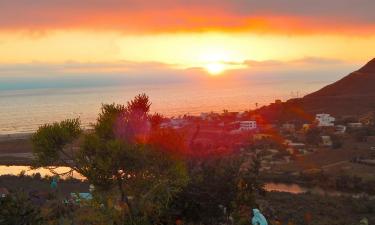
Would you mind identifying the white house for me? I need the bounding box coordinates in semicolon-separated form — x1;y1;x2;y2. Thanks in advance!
239;121;257;131
316;114;335;127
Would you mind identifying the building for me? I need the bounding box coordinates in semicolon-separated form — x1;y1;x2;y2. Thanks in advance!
239;121;257;131
316;114;335;127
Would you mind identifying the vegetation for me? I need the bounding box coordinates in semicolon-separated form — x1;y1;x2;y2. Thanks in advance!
263;192;374;225
305;127;321;146
23;94;263;224
0;191;43;225
263;171;375;195
31;94;190;224
2;93;374;224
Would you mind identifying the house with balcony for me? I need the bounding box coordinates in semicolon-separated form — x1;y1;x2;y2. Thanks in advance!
316;113;335;127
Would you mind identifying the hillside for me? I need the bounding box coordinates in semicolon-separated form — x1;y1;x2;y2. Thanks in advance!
290;58;375;116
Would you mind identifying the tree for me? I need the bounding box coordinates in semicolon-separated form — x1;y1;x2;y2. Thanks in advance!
234;154;265;222
305;127;321;145
170;151;264;225
331;134;342;149
31;94;188;224
0;191;43;225
171;155;240;224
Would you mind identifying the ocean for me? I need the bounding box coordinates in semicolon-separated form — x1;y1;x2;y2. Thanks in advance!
0;78;331;136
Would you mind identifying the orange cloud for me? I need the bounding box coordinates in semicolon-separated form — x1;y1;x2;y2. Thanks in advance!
0;1;374;35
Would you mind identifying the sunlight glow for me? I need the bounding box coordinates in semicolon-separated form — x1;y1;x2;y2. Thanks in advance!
205;62;225;75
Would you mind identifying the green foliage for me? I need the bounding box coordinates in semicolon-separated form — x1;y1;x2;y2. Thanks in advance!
170;152;264;224
172;156;240;223
31;118;82;166
264;192;375;225
350;127;375;142
236;155;265;208
31;94;189;224
95;103;125;139
331;134;343;149
0;191;43;225
305;127;321;145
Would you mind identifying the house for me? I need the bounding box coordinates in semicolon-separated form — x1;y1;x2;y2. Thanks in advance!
321;136;333;147
316;114;335;127
239;121;257;131
230;121;257;133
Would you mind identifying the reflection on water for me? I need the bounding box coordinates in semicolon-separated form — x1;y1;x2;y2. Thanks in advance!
265;183;306;194
265;182;375;199
1;166;373;199
0;165;84;180
0;166;308;193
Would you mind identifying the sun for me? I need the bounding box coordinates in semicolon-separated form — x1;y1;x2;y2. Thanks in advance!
205;62;225;75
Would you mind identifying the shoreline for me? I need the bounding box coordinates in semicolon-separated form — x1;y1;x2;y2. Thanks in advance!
0;132;32;142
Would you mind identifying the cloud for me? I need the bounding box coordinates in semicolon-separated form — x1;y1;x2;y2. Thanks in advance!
244;57;346;67
0;57;361;92
0;1;374;34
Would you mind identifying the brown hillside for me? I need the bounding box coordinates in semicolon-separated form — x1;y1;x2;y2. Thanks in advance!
290;58;375;116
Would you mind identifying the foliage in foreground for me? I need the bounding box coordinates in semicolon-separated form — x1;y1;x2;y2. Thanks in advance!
31;94;189;224
0;191;43;225
26;93;268;224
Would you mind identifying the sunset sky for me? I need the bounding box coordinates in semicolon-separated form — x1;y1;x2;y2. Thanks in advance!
0;0;374;83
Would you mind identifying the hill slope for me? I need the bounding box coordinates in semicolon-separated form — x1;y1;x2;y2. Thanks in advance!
305;58;375;99
290;58;375;116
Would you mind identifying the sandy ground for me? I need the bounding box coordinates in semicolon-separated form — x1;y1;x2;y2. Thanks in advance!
0;137;34;165
0;137;33;153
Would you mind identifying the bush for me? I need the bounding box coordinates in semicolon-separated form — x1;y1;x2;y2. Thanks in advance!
0;191;43;225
